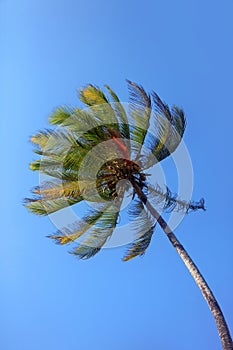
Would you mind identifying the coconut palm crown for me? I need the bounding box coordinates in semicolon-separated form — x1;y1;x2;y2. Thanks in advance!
25;81;233;350
24;80;205;260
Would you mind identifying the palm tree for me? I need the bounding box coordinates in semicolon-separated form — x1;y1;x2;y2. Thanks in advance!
25;80;232;349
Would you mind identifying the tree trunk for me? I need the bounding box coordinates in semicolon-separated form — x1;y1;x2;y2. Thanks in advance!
133;181;233;350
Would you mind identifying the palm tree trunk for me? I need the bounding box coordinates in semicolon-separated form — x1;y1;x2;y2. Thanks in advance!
133;181;233;350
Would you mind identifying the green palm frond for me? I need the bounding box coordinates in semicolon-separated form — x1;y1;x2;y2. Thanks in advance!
152;90;173;122
31;129;77;155
79;84;130;158
24;196;81;215
123;226;156;261
145;91;186;163
50;107;99;135
79;85;117;127
79;84;109;106
48;207;108;245
29;156;65;175
171;105;186;136
105;84;130;142
31;129;54;149
127;80;151;159
71;201;122;259
123;199;156;261
49;106;75;125
29;152;81;181
30;126;119;177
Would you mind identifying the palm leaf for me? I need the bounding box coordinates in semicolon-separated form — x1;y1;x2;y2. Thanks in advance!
148;184;206;213
123;199;156;261
80;84;131;158
49;106;75;125
79;84;109;106
71;200;123;259
24;196;81;215
30;129;53;150
127;80;151;160
32;180;82;200
48;207;108;245
137;97;186;170
79;85;116;125
30;127;109;177
52;108;99;135
171;105;186;137
105;84;131;142
29;156;66;175
152;90;173;122
31;129;77;155
29;152;81;181
147;92;186;163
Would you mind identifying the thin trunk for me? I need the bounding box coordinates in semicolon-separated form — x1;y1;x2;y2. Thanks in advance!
133;181;233;350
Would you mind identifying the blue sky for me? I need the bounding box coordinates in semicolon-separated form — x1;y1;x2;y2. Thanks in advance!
1;0;233;349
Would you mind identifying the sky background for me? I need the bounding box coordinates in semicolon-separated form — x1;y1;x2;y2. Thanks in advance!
1;0;233;349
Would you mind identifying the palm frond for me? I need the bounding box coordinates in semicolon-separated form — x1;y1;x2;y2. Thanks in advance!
29;155;65;174
24;196;81;215
149;91;174;162
52;108;99;135
48;207;107;245
71;201;122;259
141;92;186;166
105;84;130;142
31;129;77;155
123;199;156;261
151;91;172;122
123;225;156;261
30;129;53;150
49;106;75;125
30;127;108;177
142;116;171;166
49;107;103;143
24;179;86;216
79;85;115;125
171;105;186;137
148;184;206;213
30;162;78;181
25;174;114;215
29;153;81;181
79;84;130;158
32;180;82;200
127;80;152;160
79;84;109;106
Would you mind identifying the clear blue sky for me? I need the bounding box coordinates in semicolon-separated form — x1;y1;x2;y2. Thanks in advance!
1;1;233;349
